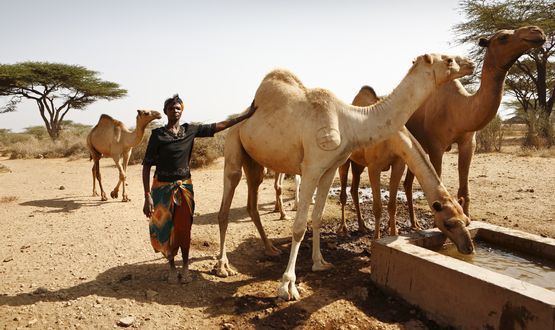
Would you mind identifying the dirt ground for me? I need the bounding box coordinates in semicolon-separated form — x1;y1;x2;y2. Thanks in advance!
1;148;554;329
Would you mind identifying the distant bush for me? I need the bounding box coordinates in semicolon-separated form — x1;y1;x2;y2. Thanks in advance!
1;120;227;168
1;121;91;159
190;132;226;168
476;115;504;153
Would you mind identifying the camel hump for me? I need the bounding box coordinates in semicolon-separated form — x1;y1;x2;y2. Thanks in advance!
263;69;306;90
97;114;123;128
352;85;381;106
306;88;336;112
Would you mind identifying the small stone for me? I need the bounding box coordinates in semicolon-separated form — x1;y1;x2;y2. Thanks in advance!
117;316;135;327
222;323;234;330
145;289;158;299
96;297;103;304
59;186;65;190
203;241;210;247
3;256;13;262
33;287;48;295
13;316;20;321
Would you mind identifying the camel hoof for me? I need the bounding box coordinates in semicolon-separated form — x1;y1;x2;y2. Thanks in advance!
278;281;300;301
213;261;237;278
265;244;282;257
110;191;118;199
168;271;180;284
336;225;350;237
179;271;192;284
122;196;130;202
92;191;99;197
411;223;423;231
101;195;108;202
358;223;370;234
312;260;333;272
279;214;292;221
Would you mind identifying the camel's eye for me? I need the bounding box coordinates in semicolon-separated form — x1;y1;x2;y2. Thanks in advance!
498;34;509;43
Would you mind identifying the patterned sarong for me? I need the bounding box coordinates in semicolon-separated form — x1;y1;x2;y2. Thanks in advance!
149;177;194;258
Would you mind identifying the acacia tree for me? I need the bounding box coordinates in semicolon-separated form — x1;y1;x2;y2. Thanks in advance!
453;0;555;147
0;62;127;139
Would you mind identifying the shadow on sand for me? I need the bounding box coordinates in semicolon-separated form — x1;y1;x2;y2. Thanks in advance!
0;228;437;329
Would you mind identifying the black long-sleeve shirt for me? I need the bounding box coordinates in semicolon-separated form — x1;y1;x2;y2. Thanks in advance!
142;123;216;182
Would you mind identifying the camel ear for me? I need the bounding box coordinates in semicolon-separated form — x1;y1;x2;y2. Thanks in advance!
137;110;144;115
478;38;489;47
424;54;433;64
432;201;443;212
458;197;465;207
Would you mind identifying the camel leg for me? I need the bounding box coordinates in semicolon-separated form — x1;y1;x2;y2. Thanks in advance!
351;162;368;233
292;175;301;211
93;158;108;201
214;130;244;278
273;173;290;220
369;166;383;239
118;149;131;202
244;155;281;256
110;154;123;200
457;136;475;217
278;168;321;301
92;161;99;197
387;160;408;235
403;170;416;226
311;166;337;272
337;160;350;236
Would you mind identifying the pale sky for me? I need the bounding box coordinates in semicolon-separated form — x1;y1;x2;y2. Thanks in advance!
0;0;477;132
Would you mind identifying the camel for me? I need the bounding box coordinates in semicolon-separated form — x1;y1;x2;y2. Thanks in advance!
403;26;546;224
273;173;313;220
215;53;475;301
338;83;473;241
87;110;161;202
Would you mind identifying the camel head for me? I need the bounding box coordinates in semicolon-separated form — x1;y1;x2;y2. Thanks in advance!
136;109;162;127
410;53;473;87
479;26;546;71
431;197;474;255
454;55;476;77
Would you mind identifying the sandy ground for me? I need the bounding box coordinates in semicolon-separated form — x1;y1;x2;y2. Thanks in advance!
0;149;554;329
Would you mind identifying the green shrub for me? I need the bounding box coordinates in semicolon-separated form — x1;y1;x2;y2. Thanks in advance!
476;114;504;153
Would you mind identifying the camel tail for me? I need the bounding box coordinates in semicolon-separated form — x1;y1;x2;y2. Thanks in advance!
86;130;102;161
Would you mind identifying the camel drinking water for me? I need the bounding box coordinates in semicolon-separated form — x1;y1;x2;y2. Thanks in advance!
404;26;546;223
216;53;475;301
338;57;475;239
87;110;161;202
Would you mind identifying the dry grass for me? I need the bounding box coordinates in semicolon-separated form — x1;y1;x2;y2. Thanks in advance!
0;195;18;203
1;121;227;169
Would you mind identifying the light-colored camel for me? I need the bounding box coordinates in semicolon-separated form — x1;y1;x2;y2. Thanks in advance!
215;53;475;301
338;84;473;241
273;173;313;220
404;26;546;224
87;110;161;202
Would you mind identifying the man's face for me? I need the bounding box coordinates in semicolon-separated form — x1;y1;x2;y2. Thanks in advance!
165;102;183;121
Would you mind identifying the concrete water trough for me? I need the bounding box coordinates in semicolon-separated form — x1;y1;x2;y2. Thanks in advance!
370;221;555;329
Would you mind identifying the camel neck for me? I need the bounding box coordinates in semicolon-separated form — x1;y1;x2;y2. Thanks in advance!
392;129;448;206
465;59;509;132
129;121;147;146
343;71;436;150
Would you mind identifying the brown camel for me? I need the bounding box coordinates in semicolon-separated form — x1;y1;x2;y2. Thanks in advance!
338;82;473;240
215;53;475;301
87;110;161;202
404;26;546;224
